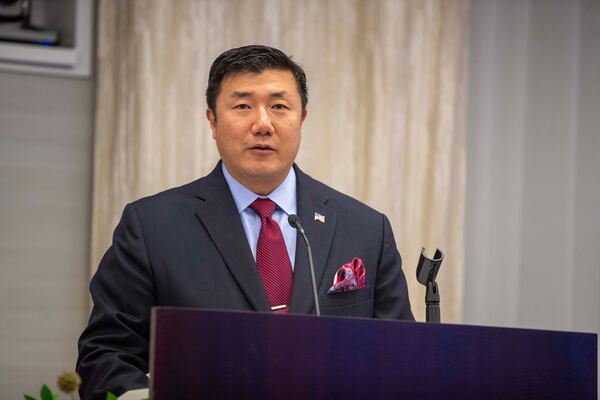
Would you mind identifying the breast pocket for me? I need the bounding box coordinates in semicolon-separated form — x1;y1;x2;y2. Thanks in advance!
319;286;373;317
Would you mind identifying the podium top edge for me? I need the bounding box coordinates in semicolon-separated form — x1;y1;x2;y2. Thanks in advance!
151;306;599;338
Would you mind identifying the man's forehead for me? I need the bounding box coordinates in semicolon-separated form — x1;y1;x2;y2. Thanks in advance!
223;68;293;79
221;69;296;90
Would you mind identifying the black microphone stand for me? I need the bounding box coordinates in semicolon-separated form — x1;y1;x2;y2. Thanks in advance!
288;215;321;316
416;248;444;323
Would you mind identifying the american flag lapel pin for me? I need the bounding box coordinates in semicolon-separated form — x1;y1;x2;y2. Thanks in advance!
314;212;325;223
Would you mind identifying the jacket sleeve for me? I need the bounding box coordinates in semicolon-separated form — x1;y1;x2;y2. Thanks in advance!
373;214;415;320
77;204;154;399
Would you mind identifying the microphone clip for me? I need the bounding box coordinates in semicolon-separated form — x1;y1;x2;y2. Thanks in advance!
416;248;444;323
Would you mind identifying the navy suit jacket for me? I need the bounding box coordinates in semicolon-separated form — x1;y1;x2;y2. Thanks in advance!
77;163;413;399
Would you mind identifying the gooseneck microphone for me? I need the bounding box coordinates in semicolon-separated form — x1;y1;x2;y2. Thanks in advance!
288;214;321;316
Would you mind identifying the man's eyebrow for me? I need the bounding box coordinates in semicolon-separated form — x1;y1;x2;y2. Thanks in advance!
230;91;252;98
229;90;290;99
270;91;289;98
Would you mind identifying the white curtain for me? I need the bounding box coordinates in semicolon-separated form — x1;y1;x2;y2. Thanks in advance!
92;0;469;322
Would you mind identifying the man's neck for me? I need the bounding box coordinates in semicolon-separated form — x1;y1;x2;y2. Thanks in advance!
223;166;292;196
221;162;297;217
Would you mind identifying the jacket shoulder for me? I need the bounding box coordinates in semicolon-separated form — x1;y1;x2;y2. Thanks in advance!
131;178;203;206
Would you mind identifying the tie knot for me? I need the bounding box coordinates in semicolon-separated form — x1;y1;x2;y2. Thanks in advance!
249;198;277;218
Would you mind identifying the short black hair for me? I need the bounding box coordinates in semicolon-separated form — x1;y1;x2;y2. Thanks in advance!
206;45;308;115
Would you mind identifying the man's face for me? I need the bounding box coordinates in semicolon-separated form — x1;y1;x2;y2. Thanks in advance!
206;69;307;195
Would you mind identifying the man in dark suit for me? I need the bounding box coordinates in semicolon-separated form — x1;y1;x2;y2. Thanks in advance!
77;45;413;399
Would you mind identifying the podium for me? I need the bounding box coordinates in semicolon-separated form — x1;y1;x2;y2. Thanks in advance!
150;307;597;399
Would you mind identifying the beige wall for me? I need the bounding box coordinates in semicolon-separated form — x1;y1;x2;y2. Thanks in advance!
0;71;94;397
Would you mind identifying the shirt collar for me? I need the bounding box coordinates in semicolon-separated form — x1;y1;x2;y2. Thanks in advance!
221;163;297;216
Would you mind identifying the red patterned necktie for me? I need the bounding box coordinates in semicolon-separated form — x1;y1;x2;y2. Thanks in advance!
249;198;293;313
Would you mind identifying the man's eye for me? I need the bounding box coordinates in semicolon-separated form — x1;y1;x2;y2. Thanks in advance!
234;104;250;110
272;104;289;110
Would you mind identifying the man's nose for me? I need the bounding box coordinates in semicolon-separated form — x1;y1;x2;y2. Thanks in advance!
251;107;274;135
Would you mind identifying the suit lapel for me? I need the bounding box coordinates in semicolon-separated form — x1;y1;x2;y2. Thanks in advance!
193;164;270;312
289;167;337;314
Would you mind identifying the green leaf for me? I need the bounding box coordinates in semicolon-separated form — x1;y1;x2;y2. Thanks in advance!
106;392;118;400
40;385;53;400
23;395;37;400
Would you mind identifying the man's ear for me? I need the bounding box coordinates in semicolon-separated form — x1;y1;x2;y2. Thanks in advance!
301;108;308;124
206;108;217;139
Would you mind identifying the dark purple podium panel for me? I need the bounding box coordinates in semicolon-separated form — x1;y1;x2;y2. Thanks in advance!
150;308;597;400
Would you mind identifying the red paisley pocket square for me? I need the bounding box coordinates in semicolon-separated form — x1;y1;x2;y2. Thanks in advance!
327;257;366;294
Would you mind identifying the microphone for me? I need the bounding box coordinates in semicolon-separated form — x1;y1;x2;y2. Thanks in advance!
288;214;321;316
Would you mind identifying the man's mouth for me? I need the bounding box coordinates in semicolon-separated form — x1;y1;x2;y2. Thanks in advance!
249;144;275;151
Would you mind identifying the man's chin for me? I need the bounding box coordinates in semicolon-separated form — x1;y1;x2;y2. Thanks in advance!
243;160;290;176
234;164;291;191
246;168;287;182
